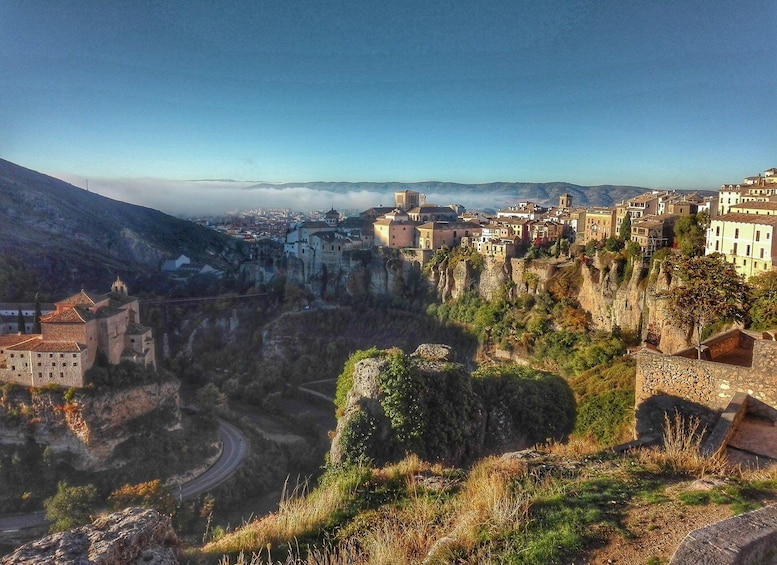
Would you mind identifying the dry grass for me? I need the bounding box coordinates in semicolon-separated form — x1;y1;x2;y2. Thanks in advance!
636;412;727;476
204;467;369;556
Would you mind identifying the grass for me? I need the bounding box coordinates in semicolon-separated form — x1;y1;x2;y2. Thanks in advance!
205;414;777;564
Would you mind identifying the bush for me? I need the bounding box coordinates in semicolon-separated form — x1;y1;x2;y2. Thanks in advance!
473;365;576;447
334;348;386;412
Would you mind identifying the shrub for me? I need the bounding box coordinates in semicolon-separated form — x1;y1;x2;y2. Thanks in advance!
334;348;386;412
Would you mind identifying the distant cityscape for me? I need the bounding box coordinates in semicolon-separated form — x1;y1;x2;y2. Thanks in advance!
184;167;777;281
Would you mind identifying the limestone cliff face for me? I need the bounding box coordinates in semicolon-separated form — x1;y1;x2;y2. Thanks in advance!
576;254;690;353
431;253;691;354
0;379;181;470
1;507;180;565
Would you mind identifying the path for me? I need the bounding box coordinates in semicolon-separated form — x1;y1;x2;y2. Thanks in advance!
0;418;247;533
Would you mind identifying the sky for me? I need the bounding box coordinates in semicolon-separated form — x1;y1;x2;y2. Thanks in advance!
1;0;776;215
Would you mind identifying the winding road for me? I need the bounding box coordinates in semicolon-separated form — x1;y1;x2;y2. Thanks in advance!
0;418;248;533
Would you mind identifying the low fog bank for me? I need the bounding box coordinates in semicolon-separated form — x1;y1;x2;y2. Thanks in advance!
54;175;516;216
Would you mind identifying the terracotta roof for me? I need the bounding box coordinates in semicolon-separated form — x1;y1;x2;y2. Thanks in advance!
11;340;86;352
56;289;104;307
0;335;40;348
715;213;777;226
730;202;777;212
40;307;93;324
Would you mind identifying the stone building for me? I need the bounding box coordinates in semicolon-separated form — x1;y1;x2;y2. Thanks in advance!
0;277;156;388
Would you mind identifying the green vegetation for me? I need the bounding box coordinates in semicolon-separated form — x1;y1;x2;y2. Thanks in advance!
659;253;748;357
569;358;636;445
44;481;99;532
748;270;777;330
334;347;386;412
673;211;709;257
203;414;777;564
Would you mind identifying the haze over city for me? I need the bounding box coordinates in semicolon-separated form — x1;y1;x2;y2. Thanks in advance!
1;0;775;215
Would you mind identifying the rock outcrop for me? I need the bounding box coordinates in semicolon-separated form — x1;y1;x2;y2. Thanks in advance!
0;379;181;470
330;344;485;467
1;507;180;565
329;344;576;467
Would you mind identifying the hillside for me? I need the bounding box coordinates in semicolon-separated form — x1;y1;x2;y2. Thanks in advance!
0;159;243;298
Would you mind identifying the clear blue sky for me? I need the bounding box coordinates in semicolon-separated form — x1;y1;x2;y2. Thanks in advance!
1;0;775;192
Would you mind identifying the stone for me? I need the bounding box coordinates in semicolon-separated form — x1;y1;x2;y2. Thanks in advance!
1;507;180;565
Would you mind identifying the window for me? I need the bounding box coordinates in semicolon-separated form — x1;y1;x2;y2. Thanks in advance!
735;228;739;238
760;249;765;259
732;243;738;254
757;231;761;241
747;245;751;256
716;226;720;236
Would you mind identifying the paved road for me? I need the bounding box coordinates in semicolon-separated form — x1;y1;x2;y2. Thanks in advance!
0;419;247;533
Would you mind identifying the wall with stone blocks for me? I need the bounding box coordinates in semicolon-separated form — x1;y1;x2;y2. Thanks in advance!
670;504;777;564
636;336;777;415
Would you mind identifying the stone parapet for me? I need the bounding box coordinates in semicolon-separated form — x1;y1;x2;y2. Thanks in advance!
669;504;777;565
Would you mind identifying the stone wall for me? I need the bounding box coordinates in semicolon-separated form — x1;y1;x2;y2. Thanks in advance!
636;332;777;437
669;504;777;565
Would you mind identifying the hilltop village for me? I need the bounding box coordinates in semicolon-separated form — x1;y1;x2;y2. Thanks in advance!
194;167;777;282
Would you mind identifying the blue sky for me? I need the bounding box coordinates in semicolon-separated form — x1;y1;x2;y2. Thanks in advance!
1;0;775;213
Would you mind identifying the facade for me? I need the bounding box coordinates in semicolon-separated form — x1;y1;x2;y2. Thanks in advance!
373;210;415;249
0;302;55;335
706;213;777;277
0;278;156;388
580;208;616;244
631;215;676;252
416;222;481;250
394;190;420;212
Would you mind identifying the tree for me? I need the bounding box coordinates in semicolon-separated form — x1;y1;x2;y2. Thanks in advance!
16;309;25;334
33;293;42;334
44;481;99;532
619;214;632;241
748;271;777;330
674;213;707;257
660;253;748;358
108;480;176;515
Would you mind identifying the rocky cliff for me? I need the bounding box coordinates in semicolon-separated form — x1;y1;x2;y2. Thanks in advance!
427;252;692;355
1;507;180;565
0;379;181;470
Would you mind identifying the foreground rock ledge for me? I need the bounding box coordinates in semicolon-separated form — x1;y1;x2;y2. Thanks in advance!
1;507;180;565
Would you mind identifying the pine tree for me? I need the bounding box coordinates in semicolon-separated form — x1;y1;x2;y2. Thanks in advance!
619;214;631;241
17;309;25;334
33;293;42;334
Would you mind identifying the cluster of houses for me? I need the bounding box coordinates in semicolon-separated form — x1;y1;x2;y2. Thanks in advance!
282;168;777;280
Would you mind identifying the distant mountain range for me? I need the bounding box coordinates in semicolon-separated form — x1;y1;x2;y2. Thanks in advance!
0;159;241;299
237;180;652;208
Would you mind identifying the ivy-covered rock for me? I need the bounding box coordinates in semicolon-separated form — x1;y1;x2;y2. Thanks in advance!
330;345;575;467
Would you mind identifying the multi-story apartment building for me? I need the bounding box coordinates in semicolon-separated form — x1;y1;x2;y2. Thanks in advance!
707;212;777;278
580;208;616;244
718;168;777;215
